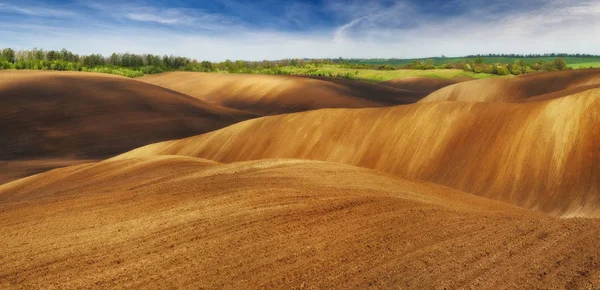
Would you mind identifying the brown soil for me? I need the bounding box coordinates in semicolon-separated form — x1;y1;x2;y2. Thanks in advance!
0;158;99;184
116;89;600;217
421;69;600;103
381;76;469;95
139;72;423;115
0;70;256;183
1;157;599;289
2;69;600;289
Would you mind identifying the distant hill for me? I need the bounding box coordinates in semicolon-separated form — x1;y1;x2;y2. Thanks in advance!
0;70;255;183
139;72;424;115
348;55;600;68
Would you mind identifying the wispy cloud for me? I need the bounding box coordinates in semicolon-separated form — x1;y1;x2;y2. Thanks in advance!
326;0;600;53
0;0;599;60
333;17;364;43
78;1;240;30
124;8;214;26
328;0;418;41
0;2;75;17
283;2;314;27
126;12;192;25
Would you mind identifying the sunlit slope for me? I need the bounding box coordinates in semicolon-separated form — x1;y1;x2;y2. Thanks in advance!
0;70;255;183
117;89;600;217
421;69;600;102
139;72;422;115
1;157;599;288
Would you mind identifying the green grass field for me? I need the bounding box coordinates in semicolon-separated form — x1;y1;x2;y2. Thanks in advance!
567;62;600;69
351;56;600;68
267;65;504;83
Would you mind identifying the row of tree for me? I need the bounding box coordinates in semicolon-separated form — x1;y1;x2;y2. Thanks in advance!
0;48;582;78
356;57;570;75
0;48;193;70
458;58;569;75
0;48;346;74
464;53;599;58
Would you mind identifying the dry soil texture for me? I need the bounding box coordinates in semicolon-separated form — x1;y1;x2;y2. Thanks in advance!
117;87;600;217
421;68;600;103
139;72;423;115
2;69;600;289
1;157;599;289
381;76;469;95
0;70;255;183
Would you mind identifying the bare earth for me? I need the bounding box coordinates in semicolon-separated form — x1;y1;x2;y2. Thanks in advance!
139;72;425;115
0;70;255;183
117;87;600;217
1;69;600;288
421;68;600;102
381;76;470;95
1;157;599;289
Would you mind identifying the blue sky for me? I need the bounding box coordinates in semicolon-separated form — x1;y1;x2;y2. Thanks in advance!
0;0;599;60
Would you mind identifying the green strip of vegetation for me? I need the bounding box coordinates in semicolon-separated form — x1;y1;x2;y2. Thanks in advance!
348;54;600;66
0;48;591;83
567;62;600;69
256;65;503;82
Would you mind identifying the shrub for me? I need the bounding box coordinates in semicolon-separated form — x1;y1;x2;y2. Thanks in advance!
0;60;14;69
554;58;567;71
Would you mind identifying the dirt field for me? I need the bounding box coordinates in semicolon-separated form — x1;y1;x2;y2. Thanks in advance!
421;68;600;102
1;69;600;288
2;157;599;289
139;72;424;115
0;71;255;183
381;76;471;95
116;87;600;217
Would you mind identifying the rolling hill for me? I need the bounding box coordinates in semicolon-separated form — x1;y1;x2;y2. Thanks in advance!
1;157;599;288
421;69;600;102
0;70;256;183
139;72;423;115
115;88;600;217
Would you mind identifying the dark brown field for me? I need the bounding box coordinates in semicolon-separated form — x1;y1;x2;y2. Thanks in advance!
381;76;470;95
1;69;599;289
139;72;424;115
0;71;255;183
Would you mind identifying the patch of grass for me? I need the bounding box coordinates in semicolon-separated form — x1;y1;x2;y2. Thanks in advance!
353;56;600;67
262;65;505;83
568;62;600;69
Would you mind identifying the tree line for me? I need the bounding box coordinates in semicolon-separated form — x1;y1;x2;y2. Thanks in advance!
0;48;195;77
464;53;600;58
0;48;346;77
445;57;569;75
0;48;585;79
351;57;571;75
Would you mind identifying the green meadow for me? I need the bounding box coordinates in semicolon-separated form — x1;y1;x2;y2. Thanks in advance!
1;48;594;83
351;56;600;67
260;65;503;83
567;62;600;69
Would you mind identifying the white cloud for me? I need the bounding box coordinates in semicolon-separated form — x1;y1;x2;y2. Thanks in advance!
333;17;364;43
126;12;191;25
123;7;231;27
0;2;74;17
326;0;600;56
78;1;239;29
0;0;599;60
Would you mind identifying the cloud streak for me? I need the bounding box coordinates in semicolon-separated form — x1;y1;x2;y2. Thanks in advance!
126;12;192;25
0;0;598;60
0;2;75;17
123;7;233;28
